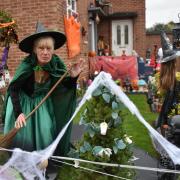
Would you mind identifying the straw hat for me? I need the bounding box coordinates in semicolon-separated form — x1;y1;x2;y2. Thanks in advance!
19;21;66;53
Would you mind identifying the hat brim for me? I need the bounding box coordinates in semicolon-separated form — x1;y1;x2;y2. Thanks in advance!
160;51;180;63
19;31;66;53
160;54;177;63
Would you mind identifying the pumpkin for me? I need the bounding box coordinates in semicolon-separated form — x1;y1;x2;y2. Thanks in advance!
88;51;96;57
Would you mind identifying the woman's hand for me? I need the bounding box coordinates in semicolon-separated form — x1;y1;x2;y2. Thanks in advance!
15;113;26;129
68;59;84;78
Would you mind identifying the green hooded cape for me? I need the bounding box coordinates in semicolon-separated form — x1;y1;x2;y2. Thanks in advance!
3;54;76;156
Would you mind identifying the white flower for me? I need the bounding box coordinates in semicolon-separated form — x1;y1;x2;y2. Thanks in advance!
74;160;79;168
124;134;133;144
100;122;108;135
104;148;112;157
125;136;132;144
97;148;112;157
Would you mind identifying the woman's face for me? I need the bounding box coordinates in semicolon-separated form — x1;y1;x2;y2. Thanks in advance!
34;37;54;65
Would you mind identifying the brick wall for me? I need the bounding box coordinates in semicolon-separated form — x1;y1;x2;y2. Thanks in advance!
98;0;146;58
0;0;89;80
146;33;173;55
2;0;170;79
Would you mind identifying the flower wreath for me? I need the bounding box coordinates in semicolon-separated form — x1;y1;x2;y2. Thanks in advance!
0;10;18;47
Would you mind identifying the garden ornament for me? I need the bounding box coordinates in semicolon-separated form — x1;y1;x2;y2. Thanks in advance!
100;122;108;135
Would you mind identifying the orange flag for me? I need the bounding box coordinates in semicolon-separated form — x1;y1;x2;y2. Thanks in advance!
64;16;81;58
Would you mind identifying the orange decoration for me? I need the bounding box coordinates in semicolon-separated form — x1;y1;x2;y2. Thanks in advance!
64;16;81;58
0;20;15;29
88;51;96;57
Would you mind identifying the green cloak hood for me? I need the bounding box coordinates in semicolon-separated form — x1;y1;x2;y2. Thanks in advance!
3;54;77;155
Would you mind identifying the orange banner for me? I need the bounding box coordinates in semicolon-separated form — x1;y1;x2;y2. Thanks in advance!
64;16;81;58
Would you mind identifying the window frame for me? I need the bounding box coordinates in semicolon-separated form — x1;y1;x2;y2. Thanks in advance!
66;0;77;18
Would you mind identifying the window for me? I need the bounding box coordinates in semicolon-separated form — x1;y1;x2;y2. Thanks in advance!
124;25;129;44
117;25;121;45
66;0;77;18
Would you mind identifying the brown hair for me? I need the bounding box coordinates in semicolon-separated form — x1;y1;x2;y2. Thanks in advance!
160;60;176;91
175;56;180;71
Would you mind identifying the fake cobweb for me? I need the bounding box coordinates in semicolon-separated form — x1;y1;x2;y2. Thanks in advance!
1;71;180;179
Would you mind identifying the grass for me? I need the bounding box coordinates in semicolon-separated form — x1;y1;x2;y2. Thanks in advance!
122;94;159;157
73;102;86;124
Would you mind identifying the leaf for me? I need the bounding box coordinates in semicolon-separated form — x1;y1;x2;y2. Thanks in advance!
84;123;91;131
67;148;79;158
79;116;85;125
102;93;110;103
112;101;118;110
113;117;121;127
116;139;126;150
103;87;110;93
108;119;113;128
88;128;95;137
83;108;87;114
112;112;118;119
80;146;86;153
92;146;103;156
92;123;100;132
84;141;92;151
119;103;125;110
113;146;118;154
115;96;120;103
92;88;102;96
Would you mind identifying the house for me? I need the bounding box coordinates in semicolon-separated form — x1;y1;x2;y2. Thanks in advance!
0;0;89;80
0;0;147;80
88;0;146;57
146;31;173;58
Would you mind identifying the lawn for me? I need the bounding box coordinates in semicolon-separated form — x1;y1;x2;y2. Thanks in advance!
123;93;159;157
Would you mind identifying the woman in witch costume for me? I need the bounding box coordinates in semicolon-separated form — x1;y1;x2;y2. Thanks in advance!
157;31;180;133
3;22;83;156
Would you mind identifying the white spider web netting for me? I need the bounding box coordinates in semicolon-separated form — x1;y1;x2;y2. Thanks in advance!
0;71;180;179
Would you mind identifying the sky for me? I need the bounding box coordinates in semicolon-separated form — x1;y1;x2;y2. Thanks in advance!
146;0;180;28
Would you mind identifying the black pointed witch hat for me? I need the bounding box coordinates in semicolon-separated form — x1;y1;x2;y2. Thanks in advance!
160;31;178;63
19;21;66;53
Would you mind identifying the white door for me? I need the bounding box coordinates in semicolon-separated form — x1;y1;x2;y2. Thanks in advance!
112;20;133;56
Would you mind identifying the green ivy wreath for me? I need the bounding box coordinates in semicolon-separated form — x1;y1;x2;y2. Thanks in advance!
0;10;18;47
